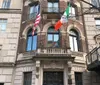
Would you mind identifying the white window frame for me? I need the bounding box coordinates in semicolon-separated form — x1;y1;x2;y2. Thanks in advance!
95;18;100;29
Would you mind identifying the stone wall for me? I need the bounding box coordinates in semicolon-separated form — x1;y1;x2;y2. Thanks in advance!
14;62;36;85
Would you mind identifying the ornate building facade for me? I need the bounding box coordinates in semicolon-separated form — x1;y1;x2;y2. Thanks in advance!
0;0;100;85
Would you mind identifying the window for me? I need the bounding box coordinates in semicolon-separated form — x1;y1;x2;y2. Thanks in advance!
69;6;75;17
91;0;100;8
0;19;7;31
75;72;83;85
23;72;32;85
29;5;39;19
26;29;37;51
2;0;11;8
47;26;60;47
48;0;59;12
69;29;79;51
95;18;100;29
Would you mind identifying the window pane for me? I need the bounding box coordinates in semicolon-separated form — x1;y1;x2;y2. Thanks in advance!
48;2;53;12
95;20;100;25
74;37;78;51
69;7;75;17
0;20;7;31
2;0;11;8
24;72;32;85
53;3;58;12
48;34;53;41
54;34;59;41
32;36;37;50
75;72;83;85
69;36;74;51
27;36;32;51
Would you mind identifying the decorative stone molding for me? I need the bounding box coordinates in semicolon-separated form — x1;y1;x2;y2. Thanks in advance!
67;24;84;40
42;22;65;32
36;60;40;78
43;61;64;69
67;61;72;84
22;24;40;39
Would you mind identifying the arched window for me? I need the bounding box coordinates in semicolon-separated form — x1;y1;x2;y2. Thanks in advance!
47;26;60;47
69;29;79;51
26;29;37;51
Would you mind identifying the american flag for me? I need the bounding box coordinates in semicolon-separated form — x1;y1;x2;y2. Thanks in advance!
32;5;41;35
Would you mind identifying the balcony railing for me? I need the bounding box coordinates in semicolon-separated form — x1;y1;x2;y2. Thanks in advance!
17;48;72;61
42;7;65;13
37;48;68;54
86;46;100;65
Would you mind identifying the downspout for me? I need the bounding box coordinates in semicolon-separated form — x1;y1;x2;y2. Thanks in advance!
80;1;92;85
80;1;89;53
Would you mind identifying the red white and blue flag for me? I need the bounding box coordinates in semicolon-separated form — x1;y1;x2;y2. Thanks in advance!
32;5;41;35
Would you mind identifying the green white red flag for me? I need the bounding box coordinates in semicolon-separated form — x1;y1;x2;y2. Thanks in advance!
54;3;70;30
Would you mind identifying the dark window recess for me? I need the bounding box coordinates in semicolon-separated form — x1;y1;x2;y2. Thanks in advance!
23;72;32;85
26;28;37;51
43;71;63;85
47;26;60;47
75;72;83;85
0;83;4;85
69;29;80;51
2;0;11;8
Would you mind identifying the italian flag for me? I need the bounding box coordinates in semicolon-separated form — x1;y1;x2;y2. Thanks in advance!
54;3;70;30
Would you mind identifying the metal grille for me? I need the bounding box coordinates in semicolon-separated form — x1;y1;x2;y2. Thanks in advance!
43;71;63;85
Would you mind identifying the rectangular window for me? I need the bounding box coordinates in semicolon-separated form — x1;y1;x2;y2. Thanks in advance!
29;5;39;19
48;1;59;12
23;72;32;85
2;0;11;8
75;72;83;85
91;0;100;7
95;18;100;29
0;19;7;31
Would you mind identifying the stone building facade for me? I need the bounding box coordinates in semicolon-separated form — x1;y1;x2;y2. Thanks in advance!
0;0;99;85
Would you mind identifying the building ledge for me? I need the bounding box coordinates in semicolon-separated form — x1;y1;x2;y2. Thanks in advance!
0;8;22;14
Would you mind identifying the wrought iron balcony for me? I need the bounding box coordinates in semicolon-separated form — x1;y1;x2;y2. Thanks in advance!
86;46;100;71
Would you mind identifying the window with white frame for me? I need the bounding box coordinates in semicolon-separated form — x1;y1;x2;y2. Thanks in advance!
95;18;100;29
69;29;79;51
0;19;7;31
69;6;75;17
48;0;59;12
91;0;100;8
2;0;11;8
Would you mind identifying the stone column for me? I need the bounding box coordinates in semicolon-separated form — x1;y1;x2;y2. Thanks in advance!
36;60;40;85
67;61;72;85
